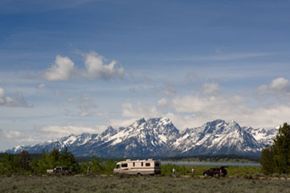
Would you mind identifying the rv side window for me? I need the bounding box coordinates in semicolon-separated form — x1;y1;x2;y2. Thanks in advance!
145;163;150;167
141;162;143;166
155;162;160;167
133;162;135;167
116;164;120;168
121;163;128;168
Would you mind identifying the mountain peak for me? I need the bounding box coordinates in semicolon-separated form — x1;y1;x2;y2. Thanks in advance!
131;117;146;127
229;120;240;127
101;126;117;137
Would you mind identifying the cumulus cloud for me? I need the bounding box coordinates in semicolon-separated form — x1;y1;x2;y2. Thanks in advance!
269;77;289;91
0;87;30;107
44;55;75;81
84;52;124;79
44;52;124;81
258;77;290;93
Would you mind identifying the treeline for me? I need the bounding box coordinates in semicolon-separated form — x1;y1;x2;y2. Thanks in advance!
261;123;290;174
0;148;116;176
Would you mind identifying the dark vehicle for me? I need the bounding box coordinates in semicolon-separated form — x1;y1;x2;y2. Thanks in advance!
203;166;227;177
47;166;72;175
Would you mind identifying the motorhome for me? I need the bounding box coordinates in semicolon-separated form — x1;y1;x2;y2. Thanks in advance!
113;159;161;175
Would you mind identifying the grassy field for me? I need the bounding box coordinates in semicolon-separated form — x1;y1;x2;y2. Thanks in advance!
160;165;261;177
1;175;290;193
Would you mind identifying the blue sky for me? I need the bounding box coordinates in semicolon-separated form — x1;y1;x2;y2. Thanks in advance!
1;0;290;150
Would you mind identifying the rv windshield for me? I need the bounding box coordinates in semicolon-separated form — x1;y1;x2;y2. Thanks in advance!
121;163;128;168
116;164;120;169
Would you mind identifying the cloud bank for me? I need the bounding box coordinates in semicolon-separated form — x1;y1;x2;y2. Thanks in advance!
116;80;290;129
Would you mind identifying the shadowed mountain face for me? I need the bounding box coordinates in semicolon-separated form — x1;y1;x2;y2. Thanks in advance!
7;118;277;158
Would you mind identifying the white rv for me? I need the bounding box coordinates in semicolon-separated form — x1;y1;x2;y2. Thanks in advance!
113;159;161;175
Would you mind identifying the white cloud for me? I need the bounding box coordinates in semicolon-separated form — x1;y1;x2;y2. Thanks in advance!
0;129;37;150
84;52;124;79
0;129;21;139
247;105;290;128
168;92;290;128
44;52;125;81
172;95;213;113
0;125;102;150
40;125;99;138
202;82;220;94
270;77;289;91
44;55;75;81
59;78;290;129
109;118;139;128
0;87;30;107
258;77;290;93
122;102;160;118
64;96;99;117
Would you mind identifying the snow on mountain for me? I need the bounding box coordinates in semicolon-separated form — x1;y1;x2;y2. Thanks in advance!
175;120;264;156
245;127;277;147
6;118;278;158
108;117;179;146
92;117;180;157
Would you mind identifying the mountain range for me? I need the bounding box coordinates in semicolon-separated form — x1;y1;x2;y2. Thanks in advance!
7;117;278;158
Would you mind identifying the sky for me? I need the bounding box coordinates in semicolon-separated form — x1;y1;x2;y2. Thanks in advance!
1;0;290;150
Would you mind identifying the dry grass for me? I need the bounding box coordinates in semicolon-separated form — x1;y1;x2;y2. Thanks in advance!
0;175;290;193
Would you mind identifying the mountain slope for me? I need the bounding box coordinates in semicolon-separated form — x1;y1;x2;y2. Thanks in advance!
7;118;277;158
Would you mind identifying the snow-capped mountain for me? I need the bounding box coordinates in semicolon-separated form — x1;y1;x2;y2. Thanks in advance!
7;118;278;158
245;127;277;147
174;120;264;157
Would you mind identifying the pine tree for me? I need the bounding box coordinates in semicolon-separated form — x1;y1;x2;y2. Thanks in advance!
261;123;290;174
18;150;31;171
260;147;274;174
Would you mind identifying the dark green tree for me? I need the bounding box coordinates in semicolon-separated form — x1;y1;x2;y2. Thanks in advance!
19;150;31;171
260;147;274;174
59;147;80;172
261;123;290;174
49;148;60;164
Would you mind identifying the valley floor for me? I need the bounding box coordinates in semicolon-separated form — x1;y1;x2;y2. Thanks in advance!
0;175;290;193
